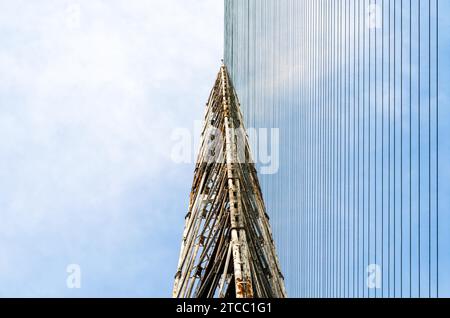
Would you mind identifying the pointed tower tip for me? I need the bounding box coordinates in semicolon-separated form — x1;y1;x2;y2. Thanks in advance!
220;61;227;74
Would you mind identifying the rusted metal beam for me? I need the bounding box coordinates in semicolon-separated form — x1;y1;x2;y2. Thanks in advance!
172;64;286;299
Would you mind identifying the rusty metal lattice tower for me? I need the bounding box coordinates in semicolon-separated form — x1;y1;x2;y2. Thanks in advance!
172;64;286;298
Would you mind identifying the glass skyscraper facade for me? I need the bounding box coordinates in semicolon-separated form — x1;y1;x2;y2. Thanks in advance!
224;0;440;298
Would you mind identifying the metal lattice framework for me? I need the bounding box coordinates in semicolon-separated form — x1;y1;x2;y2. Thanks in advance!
172;65;287;298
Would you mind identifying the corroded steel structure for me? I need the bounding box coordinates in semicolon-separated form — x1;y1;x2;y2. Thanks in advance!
172;65;286;298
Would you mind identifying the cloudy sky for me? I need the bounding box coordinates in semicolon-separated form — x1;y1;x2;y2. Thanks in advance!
0;0;223;297
0;0;448;298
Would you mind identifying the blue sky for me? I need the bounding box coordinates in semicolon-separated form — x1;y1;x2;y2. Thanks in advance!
0;0;223;297
0;0;448;298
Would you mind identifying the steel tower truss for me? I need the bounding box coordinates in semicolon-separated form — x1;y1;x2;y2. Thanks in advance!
172;65;287;298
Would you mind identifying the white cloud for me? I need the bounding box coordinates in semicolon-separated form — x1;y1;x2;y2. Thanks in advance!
0;0;223;296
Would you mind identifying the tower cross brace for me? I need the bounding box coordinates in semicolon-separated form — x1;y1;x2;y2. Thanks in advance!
172;64;287;298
